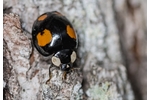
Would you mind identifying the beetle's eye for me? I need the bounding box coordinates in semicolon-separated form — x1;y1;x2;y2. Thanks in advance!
71;51;76;63
52;56;61;66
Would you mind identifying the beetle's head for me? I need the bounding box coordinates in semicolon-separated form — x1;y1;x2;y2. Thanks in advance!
51;49;76;71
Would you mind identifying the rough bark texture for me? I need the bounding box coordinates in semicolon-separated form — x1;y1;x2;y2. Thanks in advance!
113;0;147;100
3;0;146;100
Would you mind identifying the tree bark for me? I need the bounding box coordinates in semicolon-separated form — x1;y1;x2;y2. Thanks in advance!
3;0;146;100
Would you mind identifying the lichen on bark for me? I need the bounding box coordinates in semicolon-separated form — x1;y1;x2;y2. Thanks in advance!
3;0;146;100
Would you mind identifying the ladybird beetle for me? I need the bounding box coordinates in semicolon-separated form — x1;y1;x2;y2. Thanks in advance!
32;11;78;80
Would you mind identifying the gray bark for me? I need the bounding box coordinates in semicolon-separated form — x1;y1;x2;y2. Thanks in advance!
3;0;146;100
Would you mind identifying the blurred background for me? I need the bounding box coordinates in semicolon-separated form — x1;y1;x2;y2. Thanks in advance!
3;0;147;100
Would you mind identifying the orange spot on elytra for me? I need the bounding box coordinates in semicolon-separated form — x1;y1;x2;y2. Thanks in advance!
66;25;76;39
37;29;52;46
54;12;63;16
38;14;47;21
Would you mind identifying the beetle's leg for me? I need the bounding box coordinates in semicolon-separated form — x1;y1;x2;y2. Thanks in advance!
62;71;67;80
46;66;52;84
